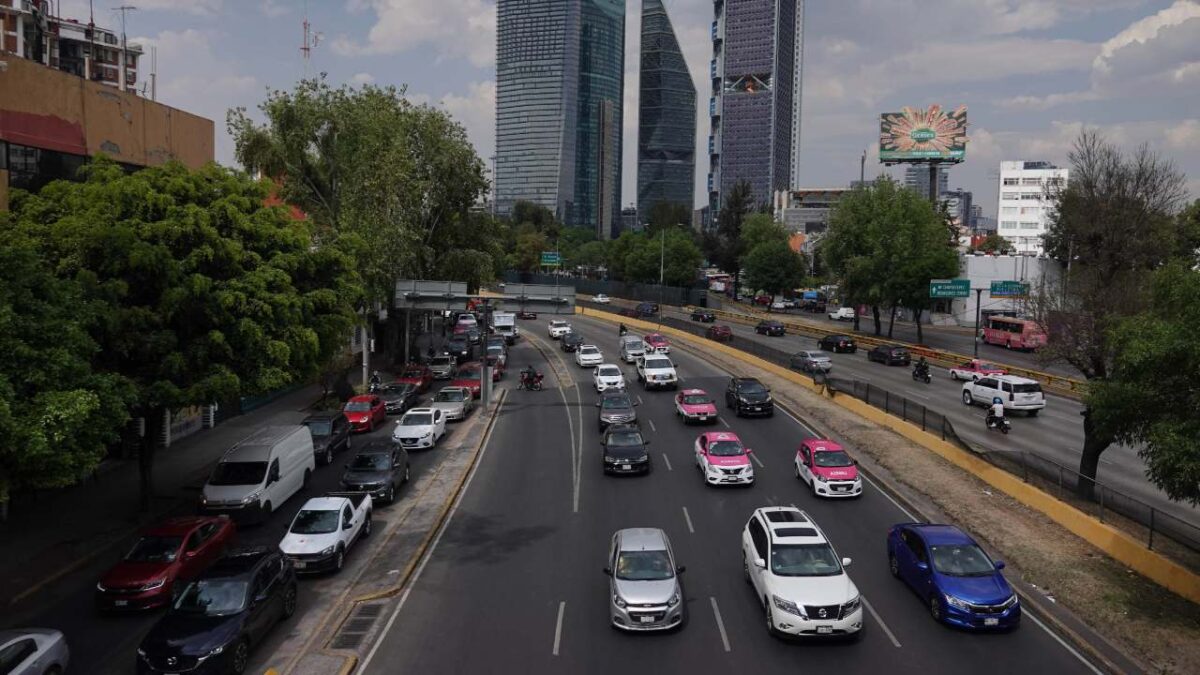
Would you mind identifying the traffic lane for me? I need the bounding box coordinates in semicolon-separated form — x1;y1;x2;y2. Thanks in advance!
567;316;1098;674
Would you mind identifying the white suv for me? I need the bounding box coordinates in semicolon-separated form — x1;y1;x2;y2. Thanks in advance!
741;507;863;639
575;345;603;368
961;375;1046;416
636;355;678;391
548;320;571;339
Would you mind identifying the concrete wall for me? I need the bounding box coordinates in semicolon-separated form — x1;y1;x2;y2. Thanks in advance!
949;254;1063;325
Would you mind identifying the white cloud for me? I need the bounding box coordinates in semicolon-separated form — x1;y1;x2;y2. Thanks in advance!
1164;119;1200;149
439;80;497;161
350;72;376;86
260;0;289;18
333;0;495;67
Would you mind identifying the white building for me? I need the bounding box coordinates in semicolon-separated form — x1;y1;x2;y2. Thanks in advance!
996;161;1068;256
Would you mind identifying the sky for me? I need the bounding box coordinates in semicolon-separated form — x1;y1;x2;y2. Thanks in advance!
56;0;1200;219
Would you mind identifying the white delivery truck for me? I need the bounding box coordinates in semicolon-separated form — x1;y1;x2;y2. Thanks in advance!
493;311;519;344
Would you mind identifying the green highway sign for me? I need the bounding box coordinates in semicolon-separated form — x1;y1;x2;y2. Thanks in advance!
540;251;561;266
929;279;971;298
990;280;1029;298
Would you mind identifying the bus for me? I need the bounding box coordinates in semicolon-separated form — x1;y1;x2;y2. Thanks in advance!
982;316;1046;351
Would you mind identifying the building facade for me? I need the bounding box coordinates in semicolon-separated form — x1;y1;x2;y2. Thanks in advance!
709;0;802;216
773;187;848;258
637;0;695;222
1;0;142;92
575;0;624;239
903;164;949;199
940;188;973;244
996;160;1068;256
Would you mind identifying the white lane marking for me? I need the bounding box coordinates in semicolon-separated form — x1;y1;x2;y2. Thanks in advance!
682;506;695;533
552;358;581;514
710;597;732;652
637;395;645;405
552;601;566;656
750;451;764;468
662;453;673;471
719;417;731;428
862;596;901;648
1025;610;1104;675
861;475;917;521
648;418;657;432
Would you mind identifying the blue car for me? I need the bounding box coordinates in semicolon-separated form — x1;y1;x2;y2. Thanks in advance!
887;523;1020;630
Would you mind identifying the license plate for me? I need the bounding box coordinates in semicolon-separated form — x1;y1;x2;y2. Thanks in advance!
114;600;128;607
816;626;833;634
639;616;654;624
697;415;708;420
984;618;999;626
622;464;631;471
293;561;307;569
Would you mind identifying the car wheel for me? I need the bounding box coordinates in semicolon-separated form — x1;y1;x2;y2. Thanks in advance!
229;639;250;675
282;583;298;618
889;554;900;578
929;595;944;623
334;548;345;572
950;372;958;381
962;391;974;406
766;599;780;637
404;465;411;483
384;484;395;503
363;515;372;538
322;446;334;466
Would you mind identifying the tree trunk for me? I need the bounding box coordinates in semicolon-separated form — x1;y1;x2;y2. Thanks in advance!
887;306;897;338
852;308;861;333
1077;407;1113;501
914;308;924;343
871;306;882;335
138;406;165;512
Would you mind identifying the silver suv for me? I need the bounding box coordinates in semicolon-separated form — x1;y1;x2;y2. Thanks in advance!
596;390;638;432
619;336;645;363
605;528;685;631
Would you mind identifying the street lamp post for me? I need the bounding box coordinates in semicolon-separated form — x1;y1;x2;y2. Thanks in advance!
657;229;665;330
973;288;985;357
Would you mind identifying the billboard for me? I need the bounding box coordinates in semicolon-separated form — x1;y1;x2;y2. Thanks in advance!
880;105;967;162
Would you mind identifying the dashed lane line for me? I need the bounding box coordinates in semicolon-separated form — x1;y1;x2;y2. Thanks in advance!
552;601;566;656
682;506;695;533
710;597;732;652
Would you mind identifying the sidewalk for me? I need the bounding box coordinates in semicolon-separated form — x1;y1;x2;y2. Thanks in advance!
0;383;324;608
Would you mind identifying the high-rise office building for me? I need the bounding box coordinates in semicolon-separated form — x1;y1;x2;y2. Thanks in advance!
903;164;950;199
709;0;804;217
637;0;696;220
575;0;625;239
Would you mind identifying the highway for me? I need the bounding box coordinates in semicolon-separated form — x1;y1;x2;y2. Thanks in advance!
360;314;1103;674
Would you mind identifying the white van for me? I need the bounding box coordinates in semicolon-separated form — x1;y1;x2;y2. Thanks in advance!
201;425;316;523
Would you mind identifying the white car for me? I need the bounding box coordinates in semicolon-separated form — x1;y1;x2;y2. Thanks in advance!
636;355;678;390
392;408;447;449
0;629;69;675
575;345;603;368
279;493;372;573
593;294;611;304
962;375;1046;415
548;320;572;339
593;363;626;392
828;307;856;321
771;300;789;310
742;507;863;639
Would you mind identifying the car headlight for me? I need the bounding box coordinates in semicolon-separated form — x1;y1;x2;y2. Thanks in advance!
944;594;970;610
320;545;336;556
842;595;861;614
739;396;751;404
137;647;147;659
140;578;167;591
604;456;620;464
96;582;107;592
815;474;828;482
241;489;263;505
1002;594;1019;608
208;644;225;657
613;595;627;608
772;594;804;617
667;592;680;608
421;432;432;438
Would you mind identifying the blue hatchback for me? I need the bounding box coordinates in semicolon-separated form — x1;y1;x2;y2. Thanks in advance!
887;523;1020;630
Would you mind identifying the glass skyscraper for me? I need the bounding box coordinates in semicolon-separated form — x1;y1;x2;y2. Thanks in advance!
637;0;696;221
575;0;625;239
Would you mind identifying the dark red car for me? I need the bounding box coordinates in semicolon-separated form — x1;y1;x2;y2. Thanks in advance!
344;394;387;432
485;354;506;381
517;310;538;320
706;325;734;342
753;295;772;306
96;516;235;611
395;363;434;393
450;361;485;398
618;307;640;318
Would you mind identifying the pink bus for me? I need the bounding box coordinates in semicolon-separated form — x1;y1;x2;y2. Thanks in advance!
983;316;1046;351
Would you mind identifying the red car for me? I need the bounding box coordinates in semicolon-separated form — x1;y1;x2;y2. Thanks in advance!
95;516;235;611
450;362;485;398
753;295;772;306
706;325;734;342
344;394;387;432
517;310;538;320
485;354;506;381
396;363;434;393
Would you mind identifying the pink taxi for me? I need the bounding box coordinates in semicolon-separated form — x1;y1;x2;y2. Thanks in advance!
643;333;671;354
694;432;755;486
794;439;862;498
675;389;717;424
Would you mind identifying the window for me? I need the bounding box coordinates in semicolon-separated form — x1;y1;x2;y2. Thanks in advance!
1000;221;1018;230
1001;207;1018;215
901;529;928;562
1021;192;1041;200
1002;177;1019;186
1001;191;1019;200
1021;177;1041;186
0;638;38;673
748;518;768;558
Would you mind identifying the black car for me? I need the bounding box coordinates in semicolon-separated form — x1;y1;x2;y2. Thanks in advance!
818;334;857;354
137;548;297;675
691;309;716;322
561;331;585;353
465;327;483;345
378;383;420;415
868;344;911;366
635;302;658;317
341;441;410;504
517;310;538;320
601;424;651;475
596;390;638;432
725;377;774;417
301;413;352;466
755;320;786;336
445;336;474;363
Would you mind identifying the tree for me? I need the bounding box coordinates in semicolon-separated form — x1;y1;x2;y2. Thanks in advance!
613;230;702;287
890;213;960;343
970;233;1013;254
511;201;560;238
739;213;789;254
1032;131;1189;498
714;180;754;289
4;160;364;510
508;224;549;273
645;202;690;234
1086;263;1200;505
742;241;807;300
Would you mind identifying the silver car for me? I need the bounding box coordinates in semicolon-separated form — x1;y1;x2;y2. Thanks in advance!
0;628;69;675
430;386;474;421
429;355;457;379
790;350;833;373
605;528;685;631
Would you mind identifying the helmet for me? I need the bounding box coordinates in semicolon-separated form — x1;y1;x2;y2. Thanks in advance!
993;397;1003;405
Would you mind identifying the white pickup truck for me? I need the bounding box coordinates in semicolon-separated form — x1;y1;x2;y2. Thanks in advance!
279;492;372;574
636;355;679;391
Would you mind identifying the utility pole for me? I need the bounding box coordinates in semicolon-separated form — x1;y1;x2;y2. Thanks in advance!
860;150;866;184
112;5;137;92
657;228;665;330
973;288;984;357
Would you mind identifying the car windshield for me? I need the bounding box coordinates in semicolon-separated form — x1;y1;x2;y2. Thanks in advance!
382;384;413;396
601;396;631;410
209;461;267;486
597;366;621;377
435;390;465;402
682;394;711;405
455;368;481;381
606;431;644;447
401;369;425;378
580;347;599;355
738;382;767;394
1012;383;1042;394
615;550;674;581
345;401;372;412
350;454;390;471
304;420;333;436
174;579;249;616
551;321;567;328
930;544;996;576
488;346;503;355
290;509;340;534
401;414;433;426
448;338;468;347
125;535;184;562
892;348;909;355
770;543;843;576
808;351;830;359
708;440;745;456
644;359;671;369
813;450;853;467
431;357;454;367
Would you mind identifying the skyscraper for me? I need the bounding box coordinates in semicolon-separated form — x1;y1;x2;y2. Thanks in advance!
709;0;804;217
575;0;625;239
903;164;950;199
637;0;696;220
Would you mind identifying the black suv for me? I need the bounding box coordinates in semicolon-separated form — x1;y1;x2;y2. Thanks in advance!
302;412;352;466
445;336;474;363
601;424;651;475
379;383;420;415
755;320;786;336
868;344;911;366
691;309;716;322
596;390;638;432
818;334;857;354
341;440;410;503
725;377;774;417
137;548;297;675
636;302;659;317
561;331;585;353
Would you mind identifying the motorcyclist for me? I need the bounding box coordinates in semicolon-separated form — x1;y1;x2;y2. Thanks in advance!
618;323;628;337
521;364;537;384
368;370;382;392
986;397;1006;428
914;356;929;376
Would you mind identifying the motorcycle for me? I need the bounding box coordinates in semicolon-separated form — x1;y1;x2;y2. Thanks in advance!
912;365;931;384
986;414;1011;435
520;371;544;391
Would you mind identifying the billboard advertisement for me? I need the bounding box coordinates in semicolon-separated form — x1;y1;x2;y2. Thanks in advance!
880;105;967;162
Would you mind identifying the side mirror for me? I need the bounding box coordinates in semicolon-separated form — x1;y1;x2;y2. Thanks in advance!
994;560;1006;570
595;402;601;407
676;565;687;574
915;561;930;572
602;567;612;576
753;558;766;569
343;522;353;530
745;448;754;453
842;557;852;567
633;401;640;407
253;592;270;606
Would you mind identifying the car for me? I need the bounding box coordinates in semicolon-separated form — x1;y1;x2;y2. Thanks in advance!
636;355;678;390
200;427;314;525
742;507;863;639
394;364;434;393
455;313;478;329
341;442;410;504
948;359;1008;381
691;309;716;322
451;323;470;336
485;334;508;355
753;295;772;306
428;354;457;379
343;395;387;433
301;412;352;465
794;439;862;498
464;326;483;345
560;331;584;353
867;344;911;366
818;334;857;354
593;363;626;393
887;523;1020;630
517;310;538;320
635;302;658;317
96;516;236;611
695;431;755;486
449;362;485;398
674;389;717;424
378;383;421;416
444;335;474;363
706;324;734;342
0;628;70;675
601;424;651;475
618;307;640;318
574;345;603;368
548;320;572;339
961;375;1046;415
593;293;611;304
596;390;638;431
604;528;686;631
619;335;645;363
391;408;447;450
430;386;474;422
484;354;506;381
279;493;373;574
756;320;786;336
485;344;508;368
725;377;773;417
771;300;789;311
828;307;856;321
136;548;298;675
642;333;671;354
790;350;833;374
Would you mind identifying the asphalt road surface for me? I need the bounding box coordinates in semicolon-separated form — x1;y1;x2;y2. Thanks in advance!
359;315;1103;675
